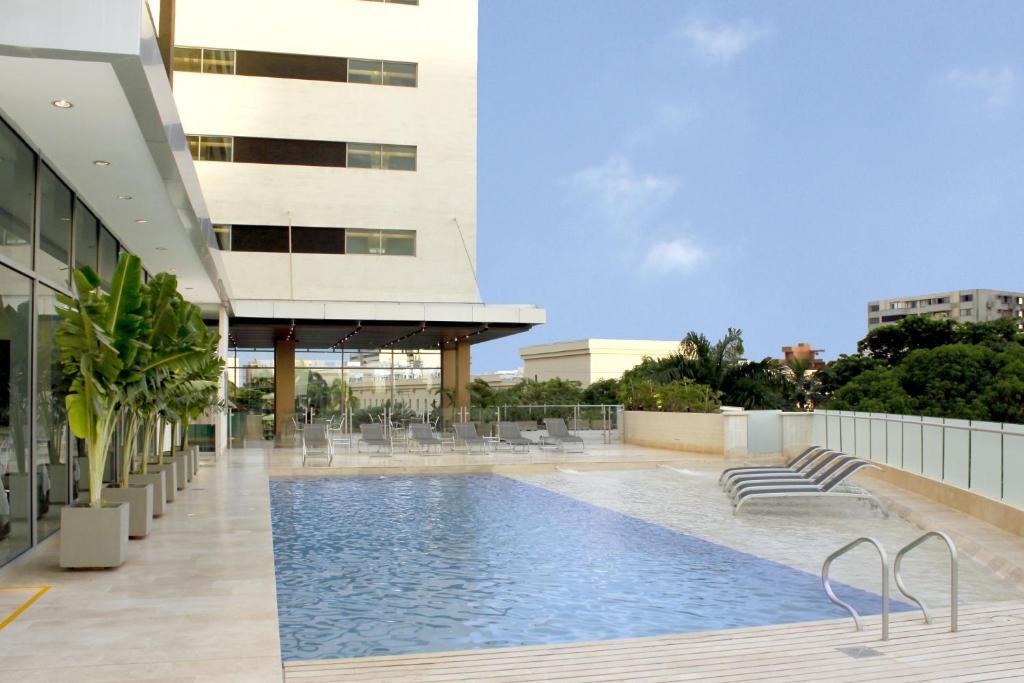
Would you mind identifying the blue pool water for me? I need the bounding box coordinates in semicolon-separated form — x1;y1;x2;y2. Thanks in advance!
270;475;906;661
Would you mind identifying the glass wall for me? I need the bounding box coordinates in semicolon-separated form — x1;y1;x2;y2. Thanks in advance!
0;121;35;270
0;265;32;565
227;349;275;445
36;285;71;540
294;348;441;427
0;115;139;568
37;165;73;287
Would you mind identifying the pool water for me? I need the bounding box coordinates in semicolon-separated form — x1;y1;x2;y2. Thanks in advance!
269;475;907;661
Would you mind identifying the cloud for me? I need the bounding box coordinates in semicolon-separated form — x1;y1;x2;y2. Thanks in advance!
567;156;679;230
946;66;1016;107
643;237;707;274
677;18;771;64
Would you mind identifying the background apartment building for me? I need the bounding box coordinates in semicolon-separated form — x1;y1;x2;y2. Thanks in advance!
867;289;1024;331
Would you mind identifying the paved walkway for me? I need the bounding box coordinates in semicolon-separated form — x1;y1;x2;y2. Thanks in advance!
0;449;281;682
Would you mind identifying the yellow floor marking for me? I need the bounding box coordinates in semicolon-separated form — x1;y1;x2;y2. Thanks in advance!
0;586;51;631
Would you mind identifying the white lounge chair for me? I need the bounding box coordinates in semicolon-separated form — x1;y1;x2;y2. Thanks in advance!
409;423;443;454
301;423;332;466
541;418;585;452
732;459;882;513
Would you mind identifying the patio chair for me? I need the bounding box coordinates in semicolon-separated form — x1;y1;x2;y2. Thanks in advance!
719;446;824;485
725;453;862;498
496;422;536;453
301;423;332;466
720;448;841;490
357;423;393;456
541;418;585;453
409;423;443;454
453;423;490;453
733;459;882;513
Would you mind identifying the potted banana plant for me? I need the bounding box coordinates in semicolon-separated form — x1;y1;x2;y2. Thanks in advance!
56;254;146;568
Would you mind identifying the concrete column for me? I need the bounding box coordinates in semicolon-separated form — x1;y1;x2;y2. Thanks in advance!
722;412;749;461
216;305;229;455
440;340;471;424
274;340;295;437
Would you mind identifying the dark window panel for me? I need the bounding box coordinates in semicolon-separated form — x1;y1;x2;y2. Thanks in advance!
236;50;347;82
292;226;345;254
0;120;35;270
98;227;118;289
37;163;72;286
230;225;290;253
73;200;98;272
233;137;346;167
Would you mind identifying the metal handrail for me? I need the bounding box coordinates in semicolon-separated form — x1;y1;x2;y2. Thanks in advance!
894;531;958;632
822;536;890;640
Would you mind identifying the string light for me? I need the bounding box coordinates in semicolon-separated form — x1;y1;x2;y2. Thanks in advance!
381;323;427;349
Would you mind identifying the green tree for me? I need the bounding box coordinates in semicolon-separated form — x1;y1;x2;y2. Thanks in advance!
857;316;957;366
830;368;913;414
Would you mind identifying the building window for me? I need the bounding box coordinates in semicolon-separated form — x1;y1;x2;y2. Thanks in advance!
217;225;414;256
347;143;416;170
212;225;231;251
233;136;346;167
98;227;118;290
173;46;237;74
0;119;35;270
187;134;234;162
868;317;880;325
960;308;973;317
37;163;73;287
881;314;907;323
291;227;345;254
936;297;950;304
346;229;416;256
348;59;417;87
73;200;98;271
230;225;290;253
961;293;974;302
868;304;879;312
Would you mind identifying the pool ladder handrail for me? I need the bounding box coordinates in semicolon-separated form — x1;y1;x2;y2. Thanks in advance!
894;530;958;633
822;536;890;641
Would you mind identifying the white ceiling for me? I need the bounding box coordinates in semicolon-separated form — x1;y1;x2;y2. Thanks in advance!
0;54;223;304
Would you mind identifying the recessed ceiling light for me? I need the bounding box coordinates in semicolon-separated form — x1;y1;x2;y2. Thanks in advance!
155;246;167;251
169;268;177;273
118;195;132;200
135;219;147;224
51;99;74;109
93;160;111;167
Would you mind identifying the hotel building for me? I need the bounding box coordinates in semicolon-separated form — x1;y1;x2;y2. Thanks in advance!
0;0;542;567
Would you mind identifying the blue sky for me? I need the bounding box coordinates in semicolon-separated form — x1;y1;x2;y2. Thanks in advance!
473;0;1023;373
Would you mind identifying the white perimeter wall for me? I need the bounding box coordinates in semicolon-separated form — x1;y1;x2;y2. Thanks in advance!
174;0;480;303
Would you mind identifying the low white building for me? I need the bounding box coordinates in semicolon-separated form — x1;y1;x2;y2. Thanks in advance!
519;339;681;387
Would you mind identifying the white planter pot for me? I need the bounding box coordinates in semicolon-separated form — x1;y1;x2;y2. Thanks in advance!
101;484;153;538
59;502;129;568
129;472;166;517
171;453;189;489
149;463;176;503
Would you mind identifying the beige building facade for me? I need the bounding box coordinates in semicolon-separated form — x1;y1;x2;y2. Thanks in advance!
868;289;1024;331
519;339;681;387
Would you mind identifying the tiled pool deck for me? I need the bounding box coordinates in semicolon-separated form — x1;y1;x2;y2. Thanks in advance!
1;443;1024;681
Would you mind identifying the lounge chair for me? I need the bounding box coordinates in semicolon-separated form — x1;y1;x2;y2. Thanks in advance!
301;423;332;466
453;423;490;453
722;449;845;493
496;422;536;453
733;459;882;513
541;418;585;452
409;423;443;454
719;446;825;486
357;423;393;455
727;453;863;499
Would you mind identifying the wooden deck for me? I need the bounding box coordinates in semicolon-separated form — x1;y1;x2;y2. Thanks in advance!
283;601;1024;682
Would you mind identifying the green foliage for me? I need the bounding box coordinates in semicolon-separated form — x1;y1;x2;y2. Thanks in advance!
823;316;1024;423
56;254;224;498
621;328;787;409
582;378;620;405
617;377;721;412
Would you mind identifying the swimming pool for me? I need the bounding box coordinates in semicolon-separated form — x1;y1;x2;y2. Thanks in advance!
269;474;905;661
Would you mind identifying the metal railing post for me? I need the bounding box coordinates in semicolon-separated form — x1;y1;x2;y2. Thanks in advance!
894;531;958;632
822;537;890;641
